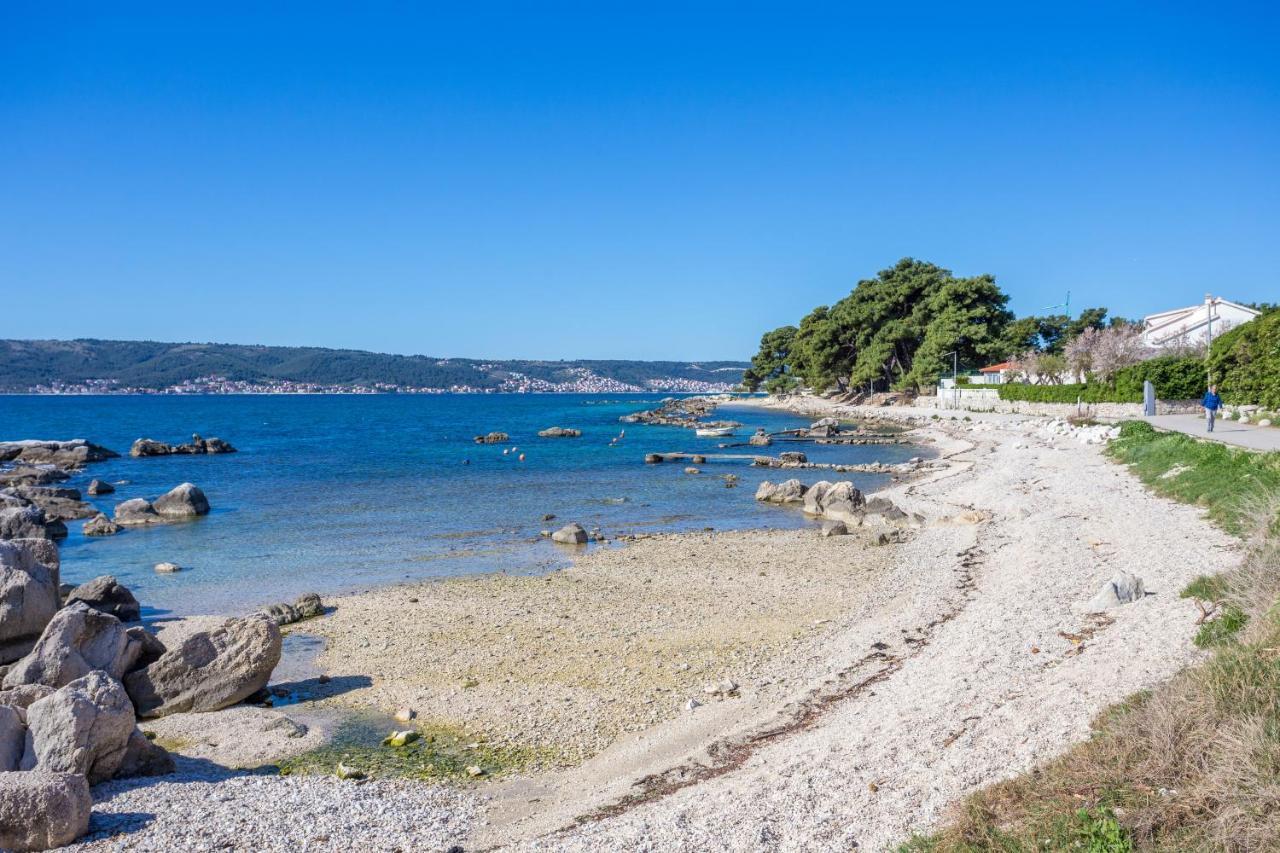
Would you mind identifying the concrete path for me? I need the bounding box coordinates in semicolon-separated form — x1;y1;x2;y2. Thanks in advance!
1145;413;1280;452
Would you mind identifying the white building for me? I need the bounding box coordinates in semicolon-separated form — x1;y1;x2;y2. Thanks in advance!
1142;295;1260;349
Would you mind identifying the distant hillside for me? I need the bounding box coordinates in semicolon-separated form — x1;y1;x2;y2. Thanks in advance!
0;339;748;394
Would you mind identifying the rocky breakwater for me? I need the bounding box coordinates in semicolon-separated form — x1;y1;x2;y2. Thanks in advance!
0;538;286;849
619;395;741;430
113;482;210;527
129;434;237;457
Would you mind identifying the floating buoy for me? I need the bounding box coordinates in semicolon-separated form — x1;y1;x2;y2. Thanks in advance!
518;453;525;462
502;448;509;455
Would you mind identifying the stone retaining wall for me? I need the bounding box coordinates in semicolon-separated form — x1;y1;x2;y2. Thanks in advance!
925;387;1202;419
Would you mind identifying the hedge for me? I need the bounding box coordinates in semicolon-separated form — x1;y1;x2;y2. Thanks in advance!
1113;355;1206;401
997;383;1139;404
1208;309;1280;408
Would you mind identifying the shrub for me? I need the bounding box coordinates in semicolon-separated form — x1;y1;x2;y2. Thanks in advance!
998;383;1139;404
1113;355;1206;401
1208;309;1280;408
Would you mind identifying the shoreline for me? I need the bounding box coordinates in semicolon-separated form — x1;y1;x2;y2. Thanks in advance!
65;396;1241;850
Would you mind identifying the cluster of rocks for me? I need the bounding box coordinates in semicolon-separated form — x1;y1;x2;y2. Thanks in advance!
619;396;740;431
112;483;210;527
129;434;236;457
256;593;324;626
1033;419;1122;446
473;432;510;444
0;537;284;849
748;429;772;447
0;440;119;470
537;426;582;438
755;479;922;534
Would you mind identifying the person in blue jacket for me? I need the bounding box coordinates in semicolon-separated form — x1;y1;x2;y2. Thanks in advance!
1202;385;1223;432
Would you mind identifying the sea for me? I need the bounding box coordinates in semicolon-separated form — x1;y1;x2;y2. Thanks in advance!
2;394;924;620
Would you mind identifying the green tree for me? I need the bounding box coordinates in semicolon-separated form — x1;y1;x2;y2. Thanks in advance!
743;325;798;392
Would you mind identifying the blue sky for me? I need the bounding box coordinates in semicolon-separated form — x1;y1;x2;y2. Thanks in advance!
2;3;1277;360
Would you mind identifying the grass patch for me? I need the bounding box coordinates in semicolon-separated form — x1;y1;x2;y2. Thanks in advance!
276;715;548;782
1104;421;1280;534
908;422;1280;852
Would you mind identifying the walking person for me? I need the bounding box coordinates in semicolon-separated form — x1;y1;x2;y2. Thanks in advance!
1202;384;1223;433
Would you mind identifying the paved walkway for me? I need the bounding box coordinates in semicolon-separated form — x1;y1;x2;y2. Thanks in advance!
1145;413;1280;452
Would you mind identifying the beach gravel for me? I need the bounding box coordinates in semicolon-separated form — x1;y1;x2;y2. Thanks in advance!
64;757;479;852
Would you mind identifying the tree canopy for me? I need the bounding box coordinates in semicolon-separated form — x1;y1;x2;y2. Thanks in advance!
745;258;1136;394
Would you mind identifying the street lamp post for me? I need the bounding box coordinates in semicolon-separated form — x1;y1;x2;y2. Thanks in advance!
1204;293;1214;386
942;351;958;409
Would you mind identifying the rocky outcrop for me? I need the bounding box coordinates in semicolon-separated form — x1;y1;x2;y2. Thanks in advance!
3;604;139;690
82;514;121;537
0;440;118;469
551;523;589;545
64;576;140;622
778;451;808;464
0;487;95;523
0;466;71;489
129;434;237;457
257;593;324;626
748;431;772;447
0;540;60;665
538;426;582;438
0;770;92;851
20;671;135;784
802;481;866;525
113;483;210;526
0;507;63;541
125;615;282;717
754;479;807;504
473;432;510;444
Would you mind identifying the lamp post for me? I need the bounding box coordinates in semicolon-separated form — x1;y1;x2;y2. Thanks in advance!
943;351;958;409
1204;292;1214;387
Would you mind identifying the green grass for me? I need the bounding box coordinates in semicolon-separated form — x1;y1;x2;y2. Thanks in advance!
1104;421;1280;534
276;714;548;782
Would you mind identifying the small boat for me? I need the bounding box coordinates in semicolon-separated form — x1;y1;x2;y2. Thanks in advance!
695;426;735;437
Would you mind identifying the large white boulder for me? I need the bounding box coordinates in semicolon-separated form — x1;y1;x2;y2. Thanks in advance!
21;671;135;784
125;614;281;717
0;539;60;665
0;770;92;851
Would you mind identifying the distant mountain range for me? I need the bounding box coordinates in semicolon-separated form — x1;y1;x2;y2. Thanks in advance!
0;339;749;394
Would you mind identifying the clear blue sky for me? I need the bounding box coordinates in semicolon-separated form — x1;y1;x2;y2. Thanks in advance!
2;3;1277;360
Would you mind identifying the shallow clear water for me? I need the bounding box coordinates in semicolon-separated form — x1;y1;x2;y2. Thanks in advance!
1;395;924;618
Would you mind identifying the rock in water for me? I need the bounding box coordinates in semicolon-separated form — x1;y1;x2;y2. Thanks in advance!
537;427;582;438
0;770;92;851
0;507;59;541
258;593;324;625
20;671;135;783
0;539;61;665
778;451;808;464
473;432;509;444
82;513;121;536
125;614;282;717
1084;572;1146;611
86;479;114;496
754;479;807;503
152;482;210;518
153;562;182;574
64;575;140;622
112;498;160;526
551;523;589;545
3;603;139;690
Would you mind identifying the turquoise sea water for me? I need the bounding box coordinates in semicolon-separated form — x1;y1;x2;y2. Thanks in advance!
1;395;923;619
